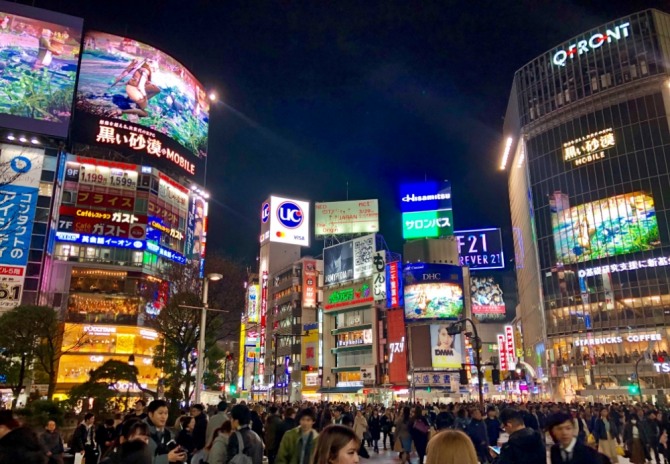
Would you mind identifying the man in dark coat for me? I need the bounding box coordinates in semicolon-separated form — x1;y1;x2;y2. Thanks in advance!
190;404;209;452
485;407;501;447
495;409;545;464
264;406;283;464
465;408;490;464
547;412;611;464
40;420;65;464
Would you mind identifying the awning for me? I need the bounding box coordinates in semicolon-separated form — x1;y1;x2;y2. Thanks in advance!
317;387;362;394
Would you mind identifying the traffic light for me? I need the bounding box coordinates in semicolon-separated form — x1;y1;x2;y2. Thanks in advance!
492;369;501;385
628;384;639;395
459;365;469;385
427;387;431;393
229;383;237;394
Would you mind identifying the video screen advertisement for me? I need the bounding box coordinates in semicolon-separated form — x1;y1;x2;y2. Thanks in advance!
0;2;83;138
409;324;463;370
73;31;209;182
324;234;375;286
403;263;464;321
454;228;505;270
470;274;513;323
399;180;453;240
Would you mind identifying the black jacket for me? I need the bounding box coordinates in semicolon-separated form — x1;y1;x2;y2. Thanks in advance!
276;418;297;446
0;427;47;464
226;426;264;464
40;429;65;456
465;418;489;456
192;413;208;450
550;441;611;464
497;427;545;464
100;439;153;464
485;417;501;446
435;411;454;430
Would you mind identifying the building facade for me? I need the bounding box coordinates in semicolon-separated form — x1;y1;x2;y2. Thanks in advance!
503;9;670;400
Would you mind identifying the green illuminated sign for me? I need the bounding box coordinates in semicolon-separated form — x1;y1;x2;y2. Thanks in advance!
325;284;373;311
402;209;454;239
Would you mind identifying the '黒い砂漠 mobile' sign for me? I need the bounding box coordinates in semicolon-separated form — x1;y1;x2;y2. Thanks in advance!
552;22;630;67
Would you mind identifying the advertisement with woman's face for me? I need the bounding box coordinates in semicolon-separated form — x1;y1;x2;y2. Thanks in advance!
430;325;462;369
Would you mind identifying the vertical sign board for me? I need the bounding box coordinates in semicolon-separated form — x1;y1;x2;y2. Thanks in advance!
373;251;387;302
259;271;268;376
504;325;516;370
387;309;408;384
497;334;508;371
302;259;318;308
386;261;403;308
0;145;44;308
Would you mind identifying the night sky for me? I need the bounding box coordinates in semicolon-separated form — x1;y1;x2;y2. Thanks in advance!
21;0;666;264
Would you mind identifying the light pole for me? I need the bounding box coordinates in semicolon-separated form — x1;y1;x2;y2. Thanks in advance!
194;273;223;404
448;318;484;409
635;356;644;403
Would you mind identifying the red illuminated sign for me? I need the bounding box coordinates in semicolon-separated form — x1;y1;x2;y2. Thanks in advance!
504;325;516;369
58;206;147;239
497;334;508;371
387;309;408;384
387;262;401;308
302;259;318;308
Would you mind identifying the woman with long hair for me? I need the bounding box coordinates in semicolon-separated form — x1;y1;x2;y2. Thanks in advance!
394;407;412;464
594;407;619;464
426;430;478;464
409;406;430;464
205;421;233;464
312;425;360;464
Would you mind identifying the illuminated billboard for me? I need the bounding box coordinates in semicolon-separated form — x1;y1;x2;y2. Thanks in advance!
430;325;463;369
74;31;208;180
324;281;373;311
470;275;507;322
0;3;82;138
399;181;451;213
302;260;318;308
402;209;453;239
387;309;408;384
247;284;260;323
403;263;463;320
454;228;504;270
324;234;375;285
265;195;310;247
551;191;660;264
314;199;379;236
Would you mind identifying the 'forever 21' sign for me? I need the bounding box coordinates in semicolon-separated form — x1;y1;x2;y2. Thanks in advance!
454;228;504;271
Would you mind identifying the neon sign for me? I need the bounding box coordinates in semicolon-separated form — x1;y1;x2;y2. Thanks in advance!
563;128;615;166
552;22;630;67
578;256;670;278
55;231;145;250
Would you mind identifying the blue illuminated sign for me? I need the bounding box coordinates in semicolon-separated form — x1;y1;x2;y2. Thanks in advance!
55;231;145;250
399;181;451;213
454;228;504;271
146;242;187;265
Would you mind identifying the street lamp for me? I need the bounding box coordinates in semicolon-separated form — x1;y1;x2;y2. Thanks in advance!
194;273;223;404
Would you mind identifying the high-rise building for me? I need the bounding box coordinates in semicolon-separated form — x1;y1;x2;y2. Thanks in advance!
502;9;670;400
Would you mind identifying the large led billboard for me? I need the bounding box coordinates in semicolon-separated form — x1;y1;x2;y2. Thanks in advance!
267;195;310;247
551;191;659;264
402;209;453;239
324;234;375;286
0;3;83;138
454;228;504;270
430;325;463;369
403;263;464;320
470;275;507;322
314;199;379;236
74;31;208;180
399;181;452;213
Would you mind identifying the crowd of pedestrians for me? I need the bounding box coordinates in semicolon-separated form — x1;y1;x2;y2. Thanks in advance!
2;399;670;464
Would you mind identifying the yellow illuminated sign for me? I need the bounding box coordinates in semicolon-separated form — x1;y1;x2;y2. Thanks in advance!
563;128;615;166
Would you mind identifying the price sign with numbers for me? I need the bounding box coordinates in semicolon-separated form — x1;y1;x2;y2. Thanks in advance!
0;265;25;310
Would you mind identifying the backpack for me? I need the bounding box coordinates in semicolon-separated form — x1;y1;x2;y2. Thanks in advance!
230;431;252;464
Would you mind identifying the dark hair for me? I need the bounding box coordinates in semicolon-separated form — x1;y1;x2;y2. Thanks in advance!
297;408;316;422
206;420;232;450
147;400;168;413
402;406;410;423
546;412;572;432
84;413;95;422
180;416;193;430
0;410;19;429
285;407;296;419
499;409;524;427
218;401;228;412
269;406;278;415
190;404;204;412
313;425;360;464
231;404;251;425
121;419;149;439
135;400;146;407
105;419;115;427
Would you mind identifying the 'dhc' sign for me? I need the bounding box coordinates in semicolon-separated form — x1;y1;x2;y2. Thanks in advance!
267;195;310;247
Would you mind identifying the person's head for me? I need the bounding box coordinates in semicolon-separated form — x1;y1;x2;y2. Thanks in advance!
600;408;608;419
486;407;496;419
499;409;525;434
147;400;169;429
298;408;316;433
414;406;423;419
135;400;146;413
121;419;150;444
313;425;360;464
547;413;574;447
231;404;251;429
402;406;410;422
180;415;194;432
426;430;478;464
470;409;482;421
190;404;204;417
269;406;278;415
648;411;657;421
46;420;57;432
84;413;95;425
0;411;19;439
105;418;115;428
437;327;454;348
207;421;233;450
217;400;228;413
333;407;343;419
285;407;296;419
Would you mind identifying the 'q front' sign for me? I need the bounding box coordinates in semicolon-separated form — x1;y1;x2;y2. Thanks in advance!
552;22;630;67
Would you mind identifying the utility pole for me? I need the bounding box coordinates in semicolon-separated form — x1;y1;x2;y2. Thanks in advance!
448;318;484;409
